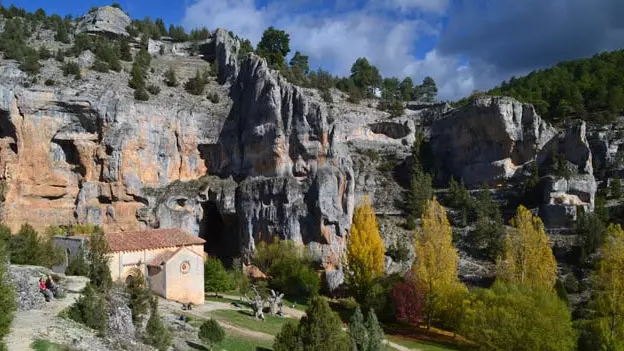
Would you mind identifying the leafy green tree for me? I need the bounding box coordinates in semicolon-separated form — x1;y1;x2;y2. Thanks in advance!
274;296;351;351
144;298;173;351
350;57;382;96
290;51;310;75
257;26;291;69
415;76;437;103
399;77;414;101
168;24;188;42
87;228;112;293
0;239;16;350
198;319;225;350
461;282;577;351
204;257;233;297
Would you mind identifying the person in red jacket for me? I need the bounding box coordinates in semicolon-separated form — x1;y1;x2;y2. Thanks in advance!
39;277;52;302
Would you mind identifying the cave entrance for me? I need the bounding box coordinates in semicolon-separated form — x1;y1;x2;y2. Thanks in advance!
199;201;239;268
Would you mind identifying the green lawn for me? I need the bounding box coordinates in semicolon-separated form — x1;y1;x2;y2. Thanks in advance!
31;339;75;351
206;293;309;312
209;309;290;336
217;333;274;351
386;335;461;351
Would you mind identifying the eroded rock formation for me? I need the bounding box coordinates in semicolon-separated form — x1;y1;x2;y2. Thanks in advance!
75;6;131;37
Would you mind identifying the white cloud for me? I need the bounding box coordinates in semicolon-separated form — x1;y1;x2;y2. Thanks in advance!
366;0;450;15
182;0;474;100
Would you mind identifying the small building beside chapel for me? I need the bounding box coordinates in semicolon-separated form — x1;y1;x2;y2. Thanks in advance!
106;228;206;304
53;228;206;304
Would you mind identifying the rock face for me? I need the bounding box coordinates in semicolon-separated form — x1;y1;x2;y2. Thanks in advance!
215;56;355;267
8;265;52;310
430;96;556;186
75;6;131;37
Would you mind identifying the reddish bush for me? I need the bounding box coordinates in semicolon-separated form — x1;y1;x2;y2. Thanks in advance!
390;279;425;325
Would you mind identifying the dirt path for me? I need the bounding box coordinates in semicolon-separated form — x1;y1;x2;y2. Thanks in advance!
5;275;89;351
161;297;417;350
159;298;274;341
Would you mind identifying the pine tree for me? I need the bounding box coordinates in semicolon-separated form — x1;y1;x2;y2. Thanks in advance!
144;298;173;351
164;66;178;87
128;62;145;90
404;135;433;228
496;205;557;289
365;309;384;351
413;198;464;330
274;296;350;351
348;307;368;350
611;177;622;199
119;38;132;62
473;185;505;260
198;319;225;350
346;196;386;303
87;228;112;293
126;267;152;326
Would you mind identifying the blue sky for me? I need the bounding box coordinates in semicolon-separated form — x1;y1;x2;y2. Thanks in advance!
6;0;624;100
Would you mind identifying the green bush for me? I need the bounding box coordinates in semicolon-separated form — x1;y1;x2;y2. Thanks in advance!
67;283;107;333
62;61;80;76
274;296;350;351
146;84;161;95
184;69;208;95
198;319;225;349
611;178;622;199
386;243;410;262
0;240;16;349
320;89;333;103
44;79;55;86
164;66;178;87
91;60;109;73
54;49;65;63
38;46;52;60
126;268;151;326
19;54;41;75
134;88;149;101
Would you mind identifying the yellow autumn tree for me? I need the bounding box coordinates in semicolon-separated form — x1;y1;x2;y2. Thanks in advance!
587;223;624;348
346;196;386;302
413;197;466;331
496;205;557;289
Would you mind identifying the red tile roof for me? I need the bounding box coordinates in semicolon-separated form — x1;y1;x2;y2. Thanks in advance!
106;228;206;252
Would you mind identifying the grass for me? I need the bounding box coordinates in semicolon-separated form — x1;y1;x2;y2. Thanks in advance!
209;309;290;336
31;339;76;351
218;332;274;351
386;335;461;351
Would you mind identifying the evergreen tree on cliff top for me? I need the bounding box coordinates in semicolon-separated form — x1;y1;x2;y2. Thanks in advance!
257;26;290;70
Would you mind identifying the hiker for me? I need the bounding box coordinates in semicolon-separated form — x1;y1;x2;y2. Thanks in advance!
39;278;53;302
45;275;59;297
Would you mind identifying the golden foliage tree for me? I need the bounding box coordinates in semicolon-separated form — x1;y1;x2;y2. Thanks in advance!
346;196;386;301
586;223;624;349
413;197;465;330
496;205;557;289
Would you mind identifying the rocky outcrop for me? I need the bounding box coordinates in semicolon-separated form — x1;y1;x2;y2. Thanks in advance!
75;6;131;37
430;96;556;186
8;265;52;310
216;55;355;268
587;117;624;175
214;28;241;84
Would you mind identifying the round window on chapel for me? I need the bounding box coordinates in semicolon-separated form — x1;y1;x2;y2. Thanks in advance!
180;260;191;274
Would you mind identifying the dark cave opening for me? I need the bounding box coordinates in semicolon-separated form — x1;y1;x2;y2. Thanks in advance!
0;111;18;154
52;139;86;177
199;201;239;268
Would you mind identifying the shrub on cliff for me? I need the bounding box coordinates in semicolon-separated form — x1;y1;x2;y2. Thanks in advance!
0;240;16;350
68;283;108;334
